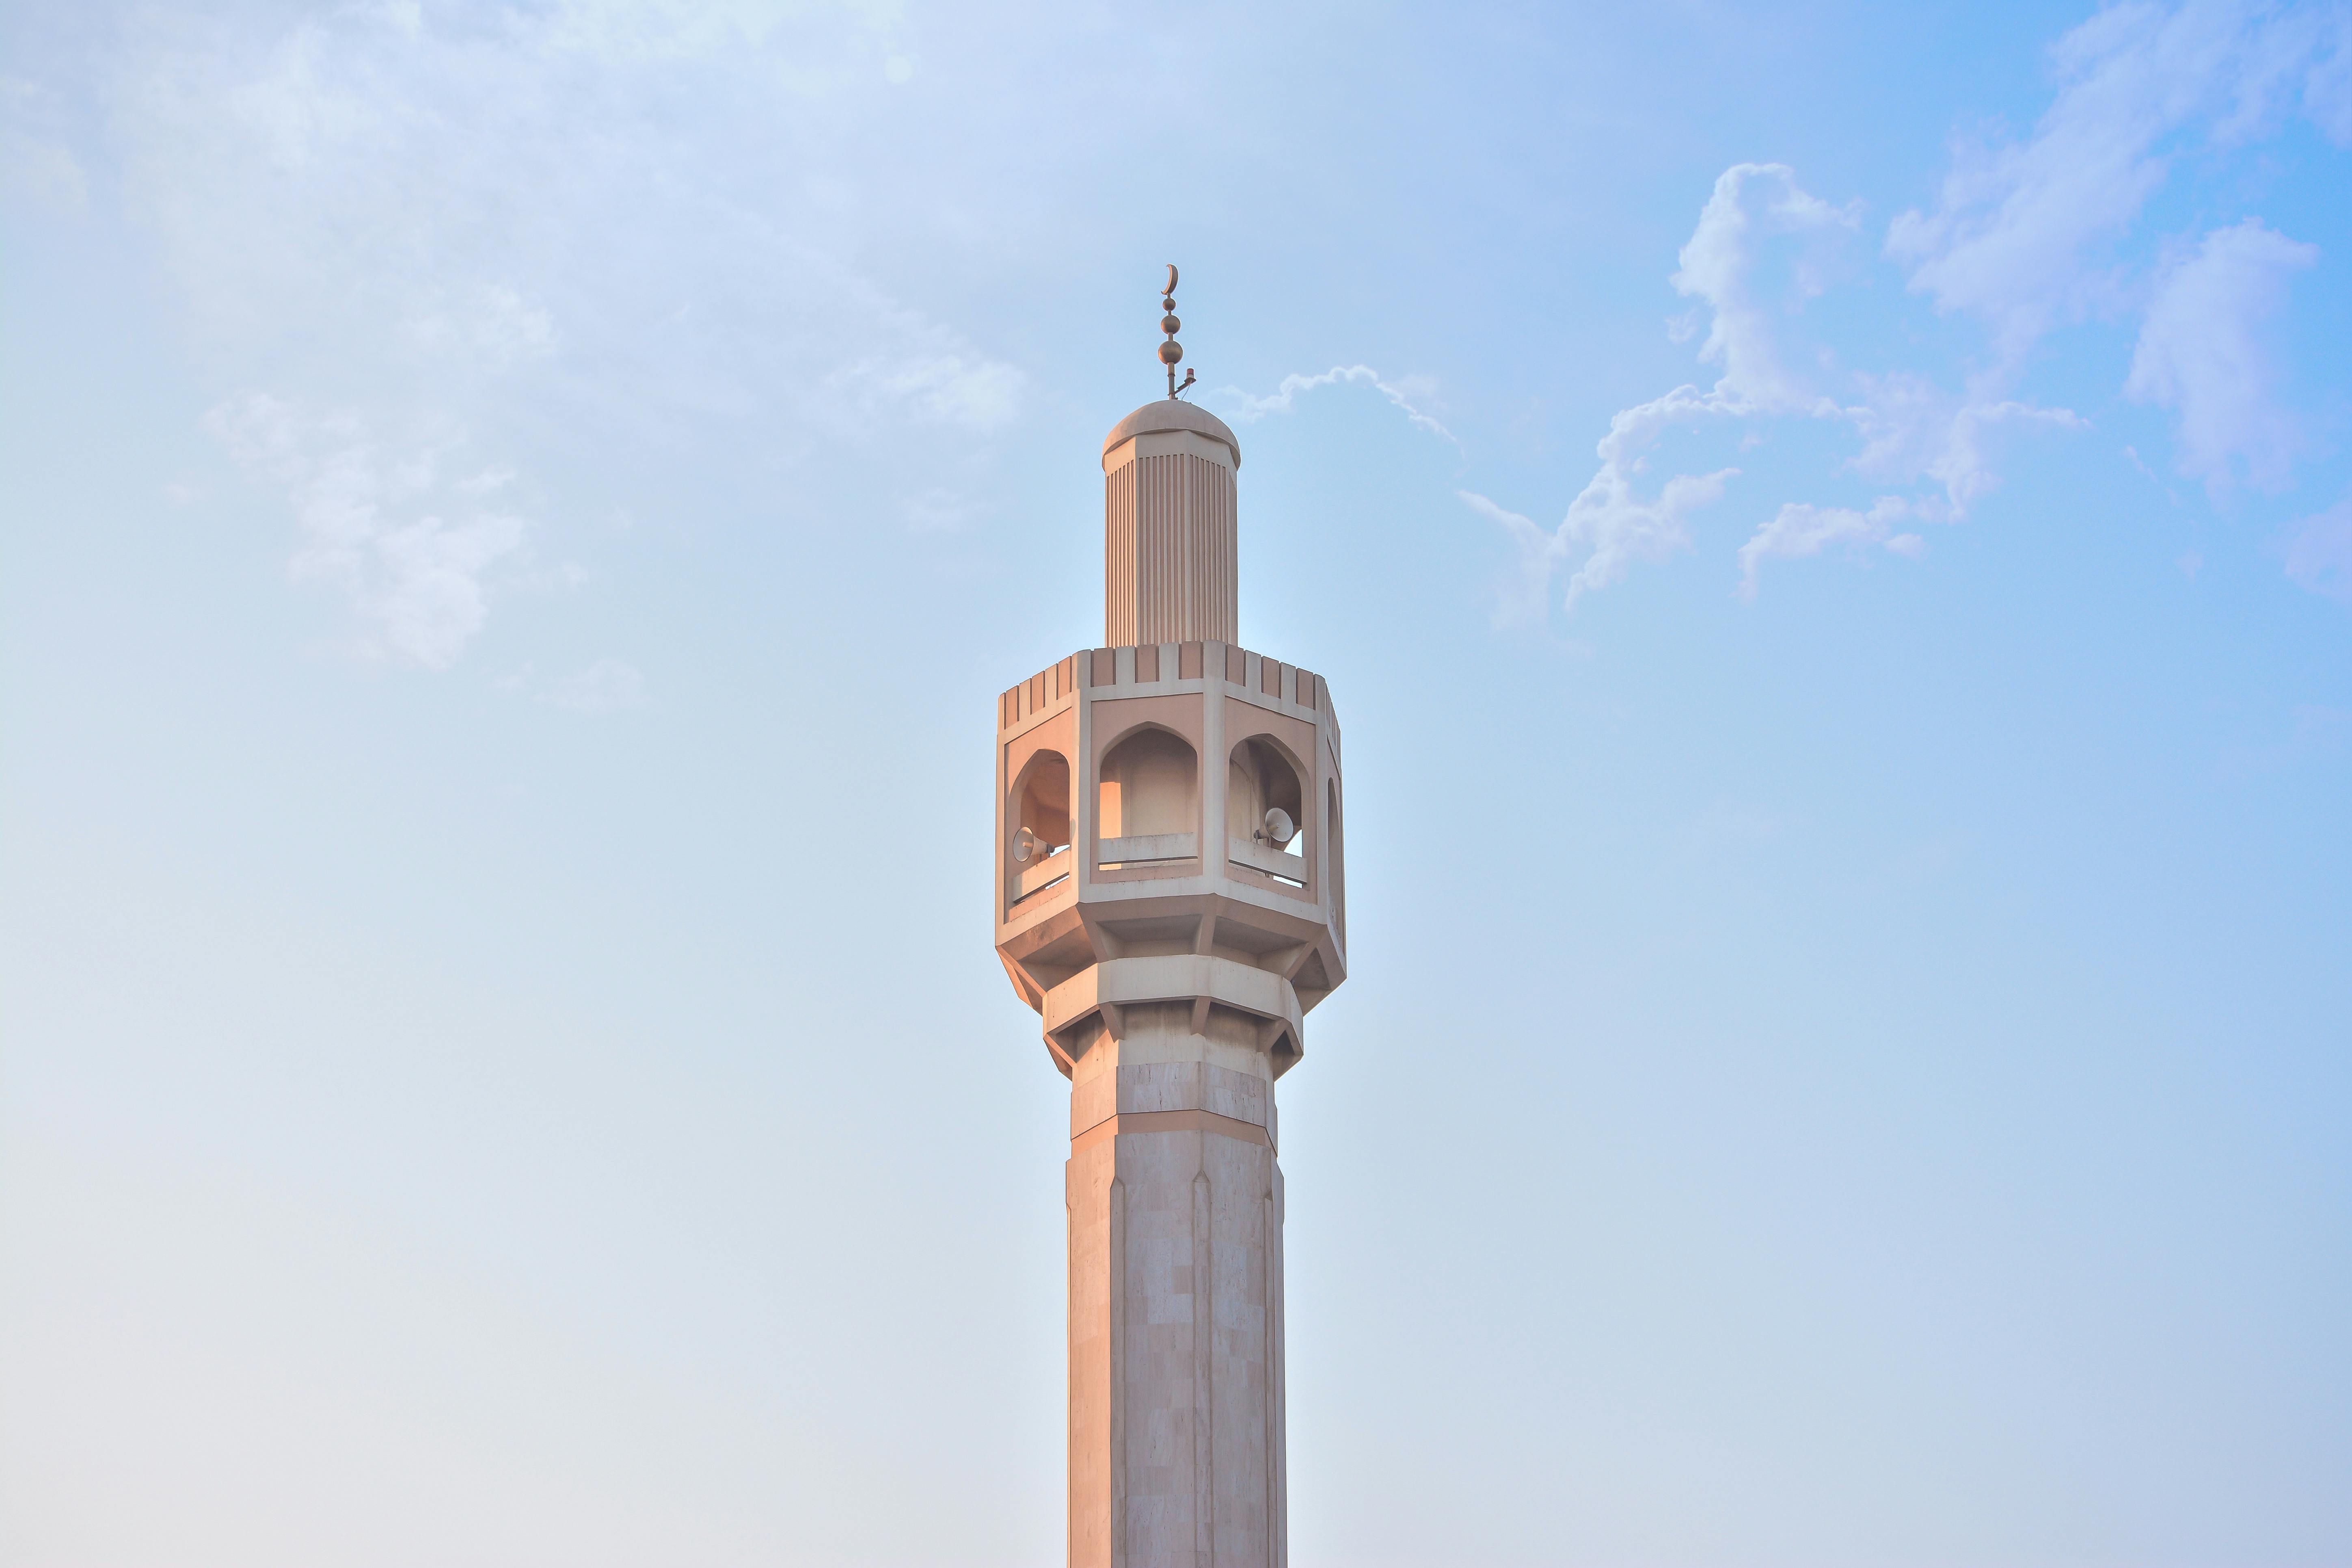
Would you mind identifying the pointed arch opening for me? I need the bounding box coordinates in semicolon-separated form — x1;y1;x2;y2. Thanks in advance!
1096;725;1199;868
1006;750;1071;905
1228;735;1306;888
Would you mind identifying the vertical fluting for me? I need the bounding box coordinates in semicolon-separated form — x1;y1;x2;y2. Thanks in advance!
1263;1189;1278;1567
1192;1170;1214;1568
1103;449;1238;648
1267;1174;1287;1567
1110;1177;1128;1568
1105;465;1137;649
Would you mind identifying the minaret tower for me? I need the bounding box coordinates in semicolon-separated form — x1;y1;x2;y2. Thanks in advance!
993;267;1348;1568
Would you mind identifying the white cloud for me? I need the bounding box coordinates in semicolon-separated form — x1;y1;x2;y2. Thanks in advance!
1670;162;1857;414
1488;2;2351;618
1846;374;2086;518
105;2;1022;670
206;393;527;669
1462;490;1567;625
1887;0;2346;364
2284;497;2352;602
1222;364;1459;448
1484;153;2090;610
1736;498;1923;600
2125;218;2317;494
827;350;1023;431
1494;165;1875;612
1557;407;1739;609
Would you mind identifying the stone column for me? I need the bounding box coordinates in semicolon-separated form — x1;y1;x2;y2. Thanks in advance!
1067;1002;1285;1568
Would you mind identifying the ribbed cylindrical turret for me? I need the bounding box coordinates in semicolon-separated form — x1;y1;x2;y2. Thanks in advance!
1101;401;1242;647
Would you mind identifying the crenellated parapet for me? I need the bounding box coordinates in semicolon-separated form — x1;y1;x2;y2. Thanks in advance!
994;638;1348;1079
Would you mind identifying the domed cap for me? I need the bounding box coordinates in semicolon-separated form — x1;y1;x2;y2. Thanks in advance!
1101;400;1241;472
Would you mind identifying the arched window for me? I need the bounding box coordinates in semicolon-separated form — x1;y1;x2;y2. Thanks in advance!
1017;752;1070;851
1097;727;1198;867
1007;751;1071;904
1228;736;1306;887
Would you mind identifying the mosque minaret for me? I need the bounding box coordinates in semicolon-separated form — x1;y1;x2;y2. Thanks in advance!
993;268;1348;1567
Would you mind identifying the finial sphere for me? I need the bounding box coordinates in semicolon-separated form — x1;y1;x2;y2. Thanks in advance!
1161;314;1181;334
1158;340;1184;365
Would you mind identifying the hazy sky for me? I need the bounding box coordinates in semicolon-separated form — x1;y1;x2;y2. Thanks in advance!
4;1;2350;1564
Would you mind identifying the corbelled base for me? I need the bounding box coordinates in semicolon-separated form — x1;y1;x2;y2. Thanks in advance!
1067;1001;1286;1567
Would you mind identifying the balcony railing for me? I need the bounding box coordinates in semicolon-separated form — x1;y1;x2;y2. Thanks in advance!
1011;846;1071;902
1228;835;1307;889
1016;831;1310;896
1097;832;1198;869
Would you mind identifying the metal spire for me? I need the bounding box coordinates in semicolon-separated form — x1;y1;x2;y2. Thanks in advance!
1158;263;1194;399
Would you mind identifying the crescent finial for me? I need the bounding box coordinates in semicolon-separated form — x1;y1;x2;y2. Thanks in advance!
1164;263;1178;297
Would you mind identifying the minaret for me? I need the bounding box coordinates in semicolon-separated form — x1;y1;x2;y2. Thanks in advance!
994;268;1348;1568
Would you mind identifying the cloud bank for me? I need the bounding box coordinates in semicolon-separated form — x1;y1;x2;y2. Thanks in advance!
1482;0;2346;615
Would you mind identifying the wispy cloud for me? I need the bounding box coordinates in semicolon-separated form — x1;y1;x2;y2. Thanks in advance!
1219;364;1460;449
1670;162;1858;416
102;0;1021;669
1459;490;1571;625
2284;497;2352;602
1844;377;2086;521
1887;0;2348;365
206;394;528;669
1485;163;2063;615
1737;499;1925;601
1544;164;1865;608
827;351;1024;431
2126;218;2318;495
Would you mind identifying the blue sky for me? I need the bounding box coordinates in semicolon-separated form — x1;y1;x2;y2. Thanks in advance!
3;1;2348;1563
